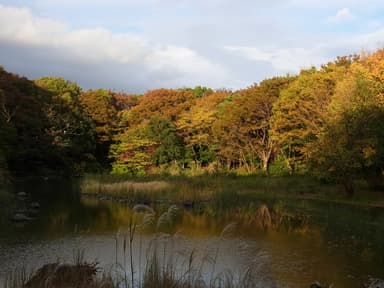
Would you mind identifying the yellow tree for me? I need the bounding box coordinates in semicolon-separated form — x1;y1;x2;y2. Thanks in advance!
270;65;347;173
309;52;384;194
177;90;230;165
309;75;383;194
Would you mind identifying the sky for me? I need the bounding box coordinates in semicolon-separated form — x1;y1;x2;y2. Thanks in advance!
0;0;384;93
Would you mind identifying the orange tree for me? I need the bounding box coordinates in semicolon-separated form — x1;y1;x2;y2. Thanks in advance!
79;89;119;166
214;77;294;173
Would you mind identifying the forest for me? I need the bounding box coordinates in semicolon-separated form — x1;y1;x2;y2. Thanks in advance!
1;49;384;195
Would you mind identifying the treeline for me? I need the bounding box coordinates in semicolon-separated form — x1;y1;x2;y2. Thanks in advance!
1;49;384;194
0;70;138;178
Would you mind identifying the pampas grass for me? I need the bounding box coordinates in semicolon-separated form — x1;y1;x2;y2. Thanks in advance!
81;179;170;196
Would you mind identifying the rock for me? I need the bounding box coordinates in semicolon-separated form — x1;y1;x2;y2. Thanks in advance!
27;208;39;217
17;191;27;199
24;263;58;288
310;281;324;288
9;212;32;222
155;199;168;204
183;200;194;208
309;282;333;288
29;202;40;209
366;278;384;288
138;199;151;205
24;262;113;288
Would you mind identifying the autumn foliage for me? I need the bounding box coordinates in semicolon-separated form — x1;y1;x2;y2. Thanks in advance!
2;49;384;194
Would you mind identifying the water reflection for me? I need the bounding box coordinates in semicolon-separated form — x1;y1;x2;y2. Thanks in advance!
0;179;384;287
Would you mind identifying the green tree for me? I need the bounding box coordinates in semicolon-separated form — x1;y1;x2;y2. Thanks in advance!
35;77;82;107
35;77;97;174
0;68;57;175
0;89;12;181
193;86;214;98
147;118;184;166
111;88;199;174
110;123;156;175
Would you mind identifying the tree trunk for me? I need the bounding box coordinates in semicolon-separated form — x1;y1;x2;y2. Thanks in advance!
343;179;354;197
262;159;269;173
366;167;384;190
226;159;231;170
260;149;272;174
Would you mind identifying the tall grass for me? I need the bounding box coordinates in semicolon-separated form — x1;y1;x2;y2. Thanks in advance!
81;178;170;195
80;174;222;204
81;174;329;201
80;174;349;222
112;207;263;288
3;266;31;288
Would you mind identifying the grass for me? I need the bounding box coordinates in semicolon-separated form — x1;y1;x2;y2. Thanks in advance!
0;187;13;202
81;178;170;198
80;174;220;204
80;173;384;210
0;187;15;226
4;267;32;288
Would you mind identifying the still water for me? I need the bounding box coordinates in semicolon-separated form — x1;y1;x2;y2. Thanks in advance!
0;179;383;287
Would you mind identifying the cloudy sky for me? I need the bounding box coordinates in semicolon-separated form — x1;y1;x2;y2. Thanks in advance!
0;0;384;93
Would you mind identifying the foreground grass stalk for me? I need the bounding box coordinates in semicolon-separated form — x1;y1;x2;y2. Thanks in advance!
129;214;137;288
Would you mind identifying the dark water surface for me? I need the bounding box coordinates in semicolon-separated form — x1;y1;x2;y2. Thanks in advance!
0;178;383;287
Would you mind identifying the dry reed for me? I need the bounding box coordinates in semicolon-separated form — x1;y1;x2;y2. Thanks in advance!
81;179;170;196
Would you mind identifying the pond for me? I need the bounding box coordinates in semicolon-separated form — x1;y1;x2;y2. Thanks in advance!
0;178;383;287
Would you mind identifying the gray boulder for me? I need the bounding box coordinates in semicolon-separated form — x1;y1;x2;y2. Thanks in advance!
29;202;40;209
10;212;32;222
366;278;384;288
17;191;27;199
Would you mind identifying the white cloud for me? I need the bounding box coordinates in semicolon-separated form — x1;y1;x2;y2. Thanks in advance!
225;25;384;76
0;5;67;45
344;28;384;50
35;0;153;5
0;4;229;91
1;1;384;92
327;8;353;23
290;0;382;8
145;45;224;77
224;46;324;72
